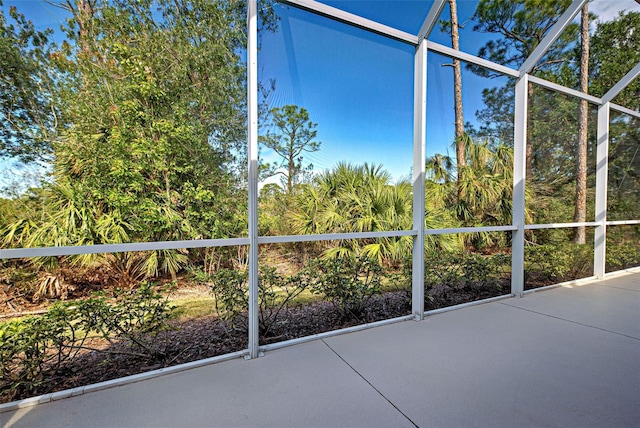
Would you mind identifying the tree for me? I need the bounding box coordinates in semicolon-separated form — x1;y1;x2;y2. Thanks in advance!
3;0;270;279
573;3;589;244
472;0;575;73
260;105;321;195
589;11;640;109
426;137;523;249
439;0;467;193
53;0;250;240
292;162;462;261
0;1;58;163
590;11;640;221
472;0;577;178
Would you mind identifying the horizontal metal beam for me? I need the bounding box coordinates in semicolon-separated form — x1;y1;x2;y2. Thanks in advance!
528;75;602;105
258;230;417;245
609;102;640;119
606;220;640;226
424;294;514;317
0;238;251;260
426;41;519;78
3;225;524;259
524;222;598;230
522;275;597;294
602;62;640;103
519;0;587;75
279;0;418;45
424;225;517;235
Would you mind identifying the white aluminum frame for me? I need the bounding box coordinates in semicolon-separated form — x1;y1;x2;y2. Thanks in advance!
511;74;528;297
2;0;639;363
594;102;610;278
519;0;587;75
247;0;260;359
412;39;427;320
418;0;446;42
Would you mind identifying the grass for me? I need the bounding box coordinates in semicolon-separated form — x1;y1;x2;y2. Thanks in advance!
170;295;217;320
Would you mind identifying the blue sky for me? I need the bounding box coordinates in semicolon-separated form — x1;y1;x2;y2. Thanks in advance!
2;0;639;190
258;1;506;182
258;0;640;183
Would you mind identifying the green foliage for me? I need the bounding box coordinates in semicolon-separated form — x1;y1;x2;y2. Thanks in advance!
473;0;576;73
206;268;248;327
424;251;510;290
51;0;250;242
257;267;310;337
308;255;383;322
291;162;461;261
0;284;174;400
426;137;523;250
606;245;640;272
606;225;640;272
204;266;309;336
1;0;263;283
258;183;289;235
0;1;58;162
525;243;593;283
589;11;640;109
607;113;640;221
260;105;321;195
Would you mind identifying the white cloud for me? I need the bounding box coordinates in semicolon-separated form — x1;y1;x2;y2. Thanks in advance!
590;0;640;24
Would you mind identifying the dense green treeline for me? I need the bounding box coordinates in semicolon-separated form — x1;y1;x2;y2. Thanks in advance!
0;1;639;290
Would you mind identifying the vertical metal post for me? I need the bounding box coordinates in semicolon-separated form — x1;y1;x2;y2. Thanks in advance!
247;0;260;359
594;102;610;278
511;74;528;297
412;39;427;320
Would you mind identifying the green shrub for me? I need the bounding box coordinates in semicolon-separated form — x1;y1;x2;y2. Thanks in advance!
424;252;509;290
205;267;309;336
207;268;248;327
0;284;174;401
258;267;310;337
606;245;640;272
525;243;593;284
308;255;382;322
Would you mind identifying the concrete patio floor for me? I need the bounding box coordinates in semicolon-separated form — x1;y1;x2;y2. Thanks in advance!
2;272;639;427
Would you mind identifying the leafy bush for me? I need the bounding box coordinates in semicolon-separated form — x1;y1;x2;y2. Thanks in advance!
424;251;509;290
258;267;310;337
205;267;309;337
308;255;383;322
0;284;174;401
606;245;640;272
206;268;248;327
525;243;593;285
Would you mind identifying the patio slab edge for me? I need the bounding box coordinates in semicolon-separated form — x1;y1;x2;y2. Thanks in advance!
0;350;247;413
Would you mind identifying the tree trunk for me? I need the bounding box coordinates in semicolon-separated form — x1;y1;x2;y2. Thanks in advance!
573;4;589;245
448;0;465;200
72;0;94;55
287;137;295;195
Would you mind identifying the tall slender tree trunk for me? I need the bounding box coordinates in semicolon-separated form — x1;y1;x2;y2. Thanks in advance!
573;3;589;244
448;0;465;200
67;0;95;56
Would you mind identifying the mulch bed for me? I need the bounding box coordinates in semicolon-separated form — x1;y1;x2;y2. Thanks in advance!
2;284;514;404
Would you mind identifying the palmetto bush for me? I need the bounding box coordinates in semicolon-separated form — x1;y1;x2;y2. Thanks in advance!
291;162;461;262
2;180;189;288
426;137;527;250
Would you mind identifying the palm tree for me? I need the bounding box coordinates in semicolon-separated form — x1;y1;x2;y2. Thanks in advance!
292;162;461;262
